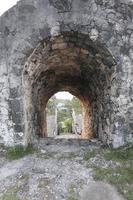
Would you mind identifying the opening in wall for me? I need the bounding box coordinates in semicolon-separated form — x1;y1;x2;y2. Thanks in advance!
46;92;83;139
23;32;116;146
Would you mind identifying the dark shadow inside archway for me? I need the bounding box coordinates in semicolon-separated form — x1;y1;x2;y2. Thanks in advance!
23;32;116;145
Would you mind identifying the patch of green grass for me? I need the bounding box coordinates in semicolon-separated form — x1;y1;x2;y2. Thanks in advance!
0;193;19;200
93;167;133;200
104;146;133;162
91;145;133;200
0;187;20;200
6;145;35;160
67;184;78;200
67;197;78;200
83;149;97;161
0;143;5;149
38;178;50;188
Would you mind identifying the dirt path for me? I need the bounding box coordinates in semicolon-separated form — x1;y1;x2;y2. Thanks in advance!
0;139;125;200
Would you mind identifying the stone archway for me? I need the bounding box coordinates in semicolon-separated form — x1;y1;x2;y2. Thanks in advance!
46;92;85;138
22;32;116;145
0;0;132;147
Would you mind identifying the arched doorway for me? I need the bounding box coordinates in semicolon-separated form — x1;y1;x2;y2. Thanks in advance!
23;32;116;145
46;92;83;138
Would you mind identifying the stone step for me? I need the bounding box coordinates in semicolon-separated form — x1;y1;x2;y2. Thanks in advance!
37;137;103;149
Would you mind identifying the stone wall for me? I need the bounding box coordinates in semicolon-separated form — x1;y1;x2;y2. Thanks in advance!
47;115;57;137
72;114;82;134
0;0;133;147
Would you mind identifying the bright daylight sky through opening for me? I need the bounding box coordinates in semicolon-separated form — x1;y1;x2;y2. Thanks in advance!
0;0;18;16
55;92;73;100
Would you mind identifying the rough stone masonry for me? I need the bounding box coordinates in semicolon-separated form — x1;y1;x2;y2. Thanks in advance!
0;0;133;147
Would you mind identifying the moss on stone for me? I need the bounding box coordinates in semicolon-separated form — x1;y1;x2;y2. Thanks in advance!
5;145;35;160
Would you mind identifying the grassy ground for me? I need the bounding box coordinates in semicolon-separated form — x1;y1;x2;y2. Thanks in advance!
93;167;133;200
0;143;133;200
91;145;133;200
0;187;20;200
104;145;133;161
5;145;35;160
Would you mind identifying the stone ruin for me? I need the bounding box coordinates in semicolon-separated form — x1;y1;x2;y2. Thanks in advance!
0;0;133;148
46;106;82;137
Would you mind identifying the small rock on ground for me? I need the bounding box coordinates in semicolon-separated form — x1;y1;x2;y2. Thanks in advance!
80;181;125;200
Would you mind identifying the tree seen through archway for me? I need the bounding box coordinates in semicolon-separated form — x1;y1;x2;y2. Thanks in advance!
46;92;82;137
